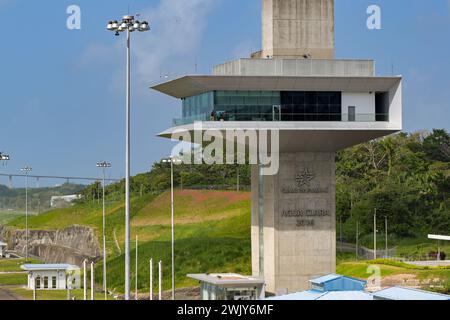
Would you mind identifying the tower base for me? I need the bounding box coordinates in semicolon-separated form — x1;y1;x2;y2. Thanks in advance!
251;152;336;294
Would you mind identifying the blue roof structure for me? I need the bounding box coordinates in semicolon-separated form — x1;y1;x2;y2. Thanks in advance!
373;287;450;301
309;274;341;284
309;274;367;292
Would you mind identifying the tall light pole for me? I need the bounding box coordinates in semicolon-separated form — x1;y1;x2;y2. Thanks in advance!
21;166;32;262
97;161;111;300
107;16;150;300
162;157;182;300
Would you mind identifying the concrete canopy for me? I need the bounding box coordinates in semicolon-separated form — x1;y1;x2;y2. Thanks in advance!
151;75;402;99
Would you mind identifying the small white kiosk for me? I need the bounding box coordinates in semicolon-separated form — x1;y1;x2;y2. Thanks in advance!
21;264;80;290
188;273;265;300
0;241;7;258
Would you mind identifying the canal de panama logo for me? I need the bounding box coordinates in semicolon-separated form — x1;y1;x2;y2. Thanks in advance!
296;169;315;187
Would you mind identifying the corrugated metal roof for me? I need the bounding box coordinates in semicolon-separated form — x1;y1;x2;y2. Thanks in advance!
267;290;373;300
266;290;326;300
318;291;373;300
21;264;79;271
373;287;450;300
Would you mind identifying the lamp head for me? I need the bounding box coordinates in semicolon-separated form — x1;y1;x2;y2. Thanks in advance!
139;21;150;32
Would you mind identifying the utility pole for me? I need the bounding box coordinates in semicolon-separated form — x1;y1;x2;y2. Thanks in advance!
374;208;377;260
385;216;388;258
91;261;95;301
135;235;138;300
83;260;87;300
356;220;359;260
149;258;153;301
340;215;343;252
158;260;162;301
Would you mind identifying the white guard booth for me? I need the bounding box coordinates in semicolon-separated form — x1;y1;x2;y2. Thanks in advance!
21;264;81;290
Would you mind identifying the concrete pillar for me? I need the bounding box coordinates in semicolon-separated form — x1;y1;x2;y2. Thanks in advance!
259;0;335;59
8;175;12;189
252;152;336;294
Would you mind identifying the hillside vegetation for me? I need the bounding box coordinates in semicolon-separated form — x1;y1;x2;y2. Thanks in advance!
2;129;449;294
0;183;85;213
6;189;252;292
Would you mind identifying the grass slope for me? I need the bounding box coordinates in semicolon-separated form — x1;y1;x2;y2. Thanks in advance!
5;190;252;294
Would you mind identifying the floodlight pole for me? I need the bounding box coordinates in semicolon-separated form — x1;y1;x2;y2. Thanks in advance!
97;161;111;300
21;166;32;262
162;158;177;300
107;15;150;300
170;159;175;300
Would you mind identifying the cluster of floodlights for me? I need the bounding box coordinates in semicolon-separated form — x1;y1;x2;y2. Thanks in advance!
96;161;112;168
0;152;10;161
107;16;150;35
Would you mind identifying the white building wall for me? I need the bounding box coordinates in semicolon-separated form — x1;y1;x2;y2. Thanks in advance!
342;92;375;121
28;270;68;290
389;80;403;130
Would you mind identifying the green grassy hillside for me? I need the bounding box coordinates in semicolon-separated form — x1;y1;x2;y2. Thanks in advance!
5;189;252;293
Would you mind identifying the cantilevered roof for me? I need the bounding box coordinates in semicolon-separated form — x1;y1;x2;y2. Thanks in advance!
151;75;402;99
21;264;79;271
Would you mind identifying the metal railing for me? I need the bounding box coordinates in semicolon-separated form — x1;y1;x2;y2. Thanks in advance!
173;111;389;126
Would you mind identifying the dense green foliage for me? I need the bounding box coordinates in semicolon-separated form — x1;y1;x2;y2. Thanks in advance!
0;183;85;212
336;129;450;244
78;163;250;202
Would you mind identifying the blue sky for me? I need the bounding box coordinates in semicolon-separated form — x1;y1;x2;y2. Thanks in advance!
1;0;449;185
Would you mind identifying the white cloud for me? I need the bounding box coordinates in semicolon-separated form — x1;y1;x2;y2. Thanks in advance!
133;0;219;84
78;0;218;96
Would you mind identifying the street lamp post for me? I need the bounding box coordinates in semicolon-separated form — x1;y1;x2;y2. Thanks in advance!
106;16;150;301
21;166;32;262
97;161;111;300
162;157;182;300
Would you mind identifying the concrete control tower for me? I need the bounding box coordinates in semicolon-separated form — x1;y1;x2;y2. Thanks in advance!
151;0;402;294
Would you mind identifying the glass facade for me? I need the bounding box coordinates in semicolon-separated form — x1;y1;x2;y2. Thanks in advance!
182;91;214;121
176;90;390;124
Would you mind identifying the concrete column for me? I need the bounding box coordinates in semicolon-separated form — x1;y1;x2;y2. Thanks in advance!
260;0;335;59
252;152;336;294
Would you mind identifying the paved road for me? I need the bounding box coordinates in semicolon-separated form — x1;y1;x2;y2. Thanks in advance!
0;287;21;300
